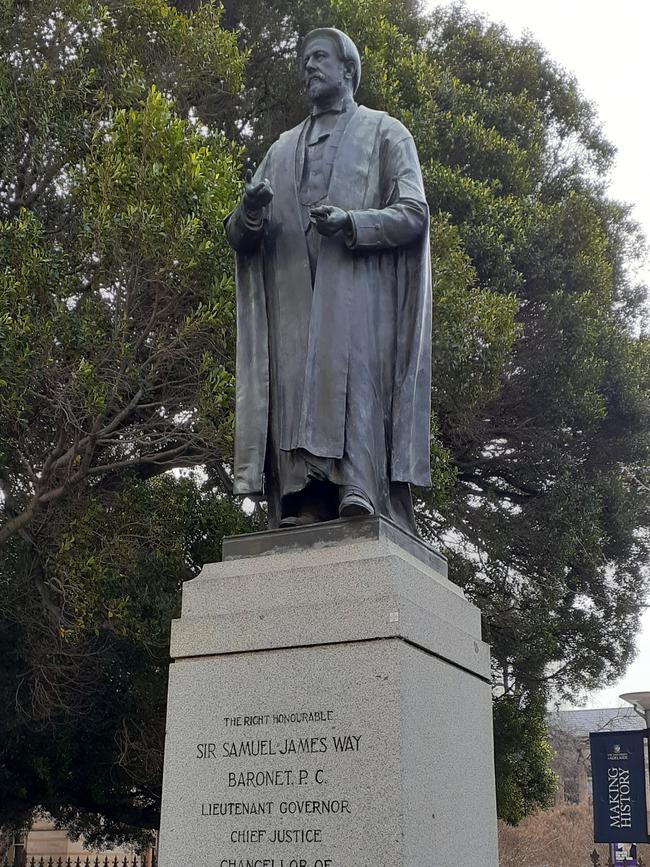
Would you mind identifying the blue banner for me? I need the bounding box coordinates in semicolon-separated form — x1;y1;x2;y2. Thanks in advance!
590;729;650;843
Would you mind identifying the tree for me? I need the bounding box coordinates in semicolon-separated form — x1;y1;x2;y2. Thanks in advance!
493;696;557;824
206;0;650;819
0;0;245;546
0;473;256;846
0;0;254;844
2;0;649;841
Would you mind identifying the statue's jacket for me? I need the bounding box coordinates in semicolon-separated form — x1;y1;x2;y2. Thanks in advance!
226;105;432;496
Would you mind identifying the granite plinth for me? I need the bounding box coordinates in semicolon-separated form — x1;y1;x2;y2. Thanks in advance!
158;519;499;867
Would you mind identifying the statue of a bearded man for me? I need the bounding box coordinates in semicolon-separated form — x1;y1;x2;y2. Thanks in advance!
225;27;432;532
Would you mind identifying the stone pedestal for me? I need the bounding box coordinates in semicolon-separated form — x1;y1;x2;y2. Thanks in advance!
158;518;499;867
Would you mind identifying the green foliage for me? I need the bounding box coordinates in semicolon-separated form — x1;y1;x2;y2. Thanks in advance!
0;87;243;529
0;0;249;843
0;0;246;543
0;474;257;845
493;696;557;826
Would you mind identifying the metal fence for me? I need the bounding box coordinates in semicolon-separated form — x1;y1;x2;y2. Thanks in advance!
5;856;640;867
5;857;156;867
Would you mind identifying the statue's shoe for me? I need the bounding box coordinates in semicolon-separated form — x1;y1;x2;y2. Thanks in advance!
339;487;375;518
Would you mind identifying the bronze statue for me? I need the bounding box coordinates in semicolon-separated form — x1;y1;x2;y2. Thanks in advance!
225;27;432;531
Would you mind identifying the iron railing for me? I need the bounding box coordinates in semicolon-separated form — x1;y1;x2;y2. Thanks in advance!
6;857;155;867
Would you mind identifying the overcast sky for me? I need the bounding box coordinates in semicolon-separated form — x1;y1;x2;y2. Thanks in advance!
426;0;650;709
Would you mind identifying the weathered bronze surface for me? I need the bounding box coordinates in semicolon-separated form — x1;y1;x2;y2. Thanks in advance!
221;516;448;577
225;27;432;531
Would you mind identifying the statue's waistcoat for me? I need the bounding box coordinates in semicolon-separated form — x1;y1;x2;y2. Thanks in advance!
298;107;356;228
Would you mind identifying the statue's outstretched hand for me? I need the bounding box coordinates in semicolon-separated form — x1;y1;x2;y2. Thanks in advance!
243;169;274;213
310;205;351;237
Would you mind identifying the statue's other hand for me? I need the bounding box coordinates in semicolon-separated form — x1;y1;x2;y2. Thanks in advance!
243;168;274;213
310;205;351;237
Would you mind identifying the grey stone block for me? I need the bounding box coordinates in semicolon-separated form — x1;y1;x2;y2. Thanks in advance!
158;525;499;867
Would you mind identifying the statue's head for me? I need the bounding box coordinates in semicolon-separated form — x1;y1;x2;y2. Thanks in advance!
301;27;361;104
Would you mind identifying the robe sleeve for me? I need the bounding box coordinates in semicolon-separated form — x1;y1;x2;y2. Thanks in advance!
224;149;272;254
344;134;428;250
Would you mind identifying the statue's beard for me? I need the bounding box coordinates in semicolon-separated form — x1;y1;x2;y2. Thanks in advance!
307;73;345;104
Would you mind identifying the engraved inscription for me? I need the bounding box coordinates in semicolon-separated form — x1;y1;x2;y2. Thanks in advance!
197;707;363;866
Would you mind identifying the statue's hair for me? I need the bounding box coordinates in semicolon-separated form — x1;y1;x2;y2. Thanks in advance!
301;27;361;93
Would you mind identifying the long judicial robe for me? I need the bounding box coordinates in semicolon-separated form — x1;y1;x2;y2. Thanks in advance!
225;105;432;527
